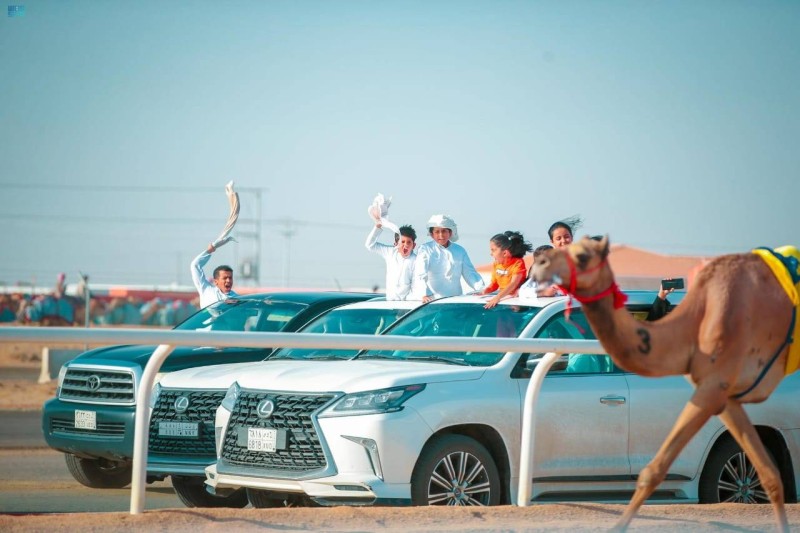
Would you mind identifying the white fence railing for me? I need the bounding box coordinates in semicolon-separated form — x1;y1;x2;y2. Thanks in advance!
0;326;604;513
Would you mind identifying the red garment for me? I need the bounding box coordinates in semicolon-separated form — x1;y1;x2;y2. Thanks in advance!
485;257;527;294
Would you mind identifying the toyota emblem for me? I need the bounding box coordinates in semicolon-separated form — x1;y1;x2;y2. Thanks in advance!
87;375;101;392
174;396;190;414
256;398;275;419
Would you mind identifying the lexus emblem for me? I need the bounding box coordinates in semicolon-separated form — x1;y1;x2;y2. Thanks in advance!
174;396;190;414
256;399;275;419
87;375;101;392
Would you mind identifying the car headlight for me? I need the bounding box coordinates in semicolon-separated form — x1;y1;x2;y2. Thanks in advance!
55;365;69;397
149;383;162;409
319;384;425;418
221;382;240;412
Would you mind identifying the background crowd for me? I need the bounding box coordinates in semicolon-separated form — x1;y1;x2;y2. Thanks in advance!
0;289;199;327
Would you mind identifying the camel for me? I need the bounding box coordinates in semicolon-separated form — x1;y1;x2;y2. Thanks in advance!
531;235;800;532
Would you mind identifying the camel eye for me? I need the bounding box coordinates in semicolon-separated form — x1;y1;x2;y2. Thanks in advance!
576;252;590;269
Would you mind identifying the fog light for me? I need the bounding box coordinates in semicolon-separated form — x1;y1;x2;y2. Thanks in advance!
342;435;383;480
334;484;369;492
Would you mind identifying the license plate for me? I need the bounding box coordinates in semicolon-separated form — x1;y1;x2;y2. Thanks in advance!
247;427;277;452
158;421;199;438
74;410;96;430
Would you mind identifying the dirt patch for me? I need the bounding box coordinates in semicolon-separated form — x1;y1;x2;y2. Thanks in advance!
0;502;797;532
0;379;57;410
0;338;103;410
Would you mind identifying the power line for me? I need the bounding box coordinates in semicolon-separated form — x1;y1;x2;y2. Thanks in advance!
1;183;267;193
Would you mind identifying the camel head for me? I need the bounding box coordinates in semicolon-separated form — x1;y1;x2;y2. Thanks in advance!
532;235;612;296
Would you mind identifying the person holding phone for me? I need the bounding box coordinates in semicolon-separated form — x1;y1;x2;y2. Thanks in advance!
646;278;683;320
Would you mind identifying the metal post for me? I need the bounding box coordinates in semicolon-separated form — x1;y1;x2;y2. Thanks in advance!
254;188;262;286
516;351;559;507
79;272;90;350
130;343;176;514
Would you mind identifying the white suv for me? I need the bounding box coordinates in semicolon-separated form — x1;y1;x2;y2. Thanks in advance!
203;292;800;508
149;298;420;507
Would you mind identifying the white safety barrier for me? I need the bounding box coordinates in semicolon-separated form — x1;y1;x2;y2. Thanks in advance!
0;326;603;513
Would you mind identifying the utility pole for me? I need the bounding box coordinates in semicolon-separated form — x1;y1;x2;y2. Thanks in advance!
237;187;265;287
280;218;297;287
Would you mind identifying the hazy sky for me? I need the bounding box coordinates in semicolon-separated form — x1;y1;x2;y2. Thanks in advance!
2;1;799;291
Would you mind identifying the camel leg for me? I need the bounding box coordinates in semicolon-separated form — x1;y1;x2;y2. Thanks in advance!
717;401;789;533
613;389;722;531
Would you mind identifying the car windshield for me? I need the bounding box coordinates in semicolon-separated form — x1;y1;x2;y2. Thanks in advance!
176;298;307;333
356;302;542;366
270;307;412;360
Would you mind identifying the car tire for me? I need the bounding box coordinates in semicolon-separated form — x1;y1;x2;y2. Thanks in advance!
411;434;501;506
171;475;248;508
246;488;286;508
699;437;777;504
64;454;132;489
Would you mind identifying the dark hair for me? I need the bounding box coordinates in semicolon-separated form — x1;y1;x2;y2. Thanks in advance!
490;231;533;259
394;224;417;243
547;215;584;241
213;265;233;279
533;244;553;259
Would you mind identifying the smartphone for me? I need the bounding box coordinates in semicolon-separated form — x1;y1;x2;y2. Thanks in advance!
661;278;685;290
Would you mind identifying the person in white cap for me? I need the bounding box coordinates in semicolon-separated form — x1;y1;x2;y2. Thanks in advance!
412;214;485;302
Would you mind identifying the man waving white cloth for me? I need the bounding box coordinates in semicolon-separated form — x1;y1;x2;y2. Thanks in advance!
190;181;240;308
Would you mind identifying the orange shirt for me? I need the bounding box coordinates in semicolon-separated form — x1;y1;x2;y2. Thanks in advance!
486;257;527;294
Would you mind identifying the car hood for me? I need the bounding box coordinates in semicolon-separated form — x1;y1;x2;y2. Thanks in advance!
162;359;486;393
67;344;271;373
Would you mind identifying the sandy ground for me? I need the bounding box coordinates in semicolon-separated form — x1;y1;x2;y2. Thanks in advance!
0;339;74;410
2;339;799;532
2;502;798;532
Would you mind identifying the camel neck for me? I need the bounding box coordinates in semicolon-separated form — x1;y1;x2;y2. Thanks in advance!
581;298;690;377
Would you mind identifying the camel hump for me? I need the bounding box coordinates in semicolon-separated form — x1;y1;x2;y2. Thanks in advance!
775;245;800;279
753;247;800;304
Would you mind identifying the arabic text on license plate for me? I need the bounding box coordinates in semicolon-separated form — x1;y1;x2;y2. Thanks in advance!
158;422;199;437
247;427;277;452
74;410;96;430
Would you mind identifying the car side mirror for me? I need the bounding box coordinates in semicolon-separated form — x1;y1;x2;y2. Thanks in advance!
526;354;569;373
513;353;568;379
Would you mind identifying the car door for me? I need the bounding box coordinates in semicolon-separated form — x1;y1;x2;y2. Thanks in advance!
517;310;631;480
625;373;703;478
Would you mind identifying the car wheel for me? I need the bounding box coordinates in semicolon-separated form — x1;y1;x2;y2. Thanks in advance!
171;475;248;508
699;437;777;504
64;453;132;489
411;434;501;506
246;488;286;508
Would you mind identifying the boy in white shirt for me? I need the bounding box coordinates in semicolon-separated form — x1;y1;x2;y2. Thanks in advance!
413;214;485;302
365;223;417;300
190;240;238;308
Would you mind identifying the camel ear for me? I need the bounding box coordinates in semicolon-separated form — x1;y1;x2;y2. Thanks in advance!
598;234;610;259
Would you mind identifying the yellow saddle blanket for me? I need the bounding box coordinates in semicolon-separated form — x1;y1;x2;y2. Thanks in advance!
752;246;800;375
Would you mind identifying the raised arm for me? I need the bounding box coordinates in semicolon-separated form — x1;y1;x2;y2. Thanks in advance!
190;246;214;294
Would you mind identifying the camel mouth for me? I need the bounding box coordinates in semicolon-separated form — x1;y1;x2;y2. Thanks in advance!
535;279;555;294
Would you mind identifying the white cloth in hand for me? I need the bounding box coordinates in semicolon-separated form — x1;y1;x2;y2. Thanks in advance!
367;193;400;235
211;235;237;250
213;180;240;245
